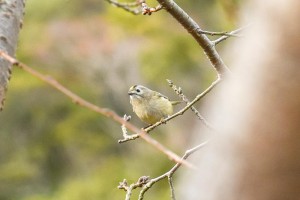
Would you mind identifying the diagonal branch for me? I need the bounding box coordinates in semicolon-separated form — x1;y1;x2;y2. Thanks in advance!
155;0;230;78
137;141;209;200
0;50;194;169
167;79;214;130
118;78;221;143
147;78;221;131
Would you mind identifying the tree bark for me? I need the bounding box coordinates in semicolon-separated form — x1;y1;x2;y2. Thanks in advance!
0;0;25;110
180;0;300;199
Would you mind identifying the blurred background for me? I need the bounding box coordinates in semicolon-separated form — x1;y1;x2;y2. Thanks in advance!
0;0;241;199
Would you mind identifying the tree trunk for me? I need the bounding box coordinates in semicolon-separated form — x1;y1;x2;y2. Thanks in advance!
0;0;25;110
180;0;300;199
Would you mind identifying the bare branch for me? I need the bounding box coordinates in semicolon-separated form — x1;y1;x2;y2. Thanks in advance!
152;78;221;130
212;25;250;46
155;0;230;77
197;29;242;37
137;141;209;200
104;0;144;15
118;176;150;200
168;176;176;200
107;0;142;7
119;78;220;143
121;114;132;139
0;50;194;168
167;79;215;130
118;133;140;143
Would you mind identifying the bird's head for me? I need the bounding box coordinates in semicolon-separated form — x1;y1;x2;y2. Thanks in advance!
128;85;152;100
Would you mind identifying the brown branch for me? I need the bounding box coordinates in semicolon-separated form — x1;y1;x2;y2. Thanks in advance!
155;0;230;78
137;141;209;200
0;50;195;168
118;78;221;143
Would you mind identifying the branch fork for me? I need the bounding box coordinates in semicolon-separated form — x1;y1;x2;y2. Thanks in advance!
119;141;209;200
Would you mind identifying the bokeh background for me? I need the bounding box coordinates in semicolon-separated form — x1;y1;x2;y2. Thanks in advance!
0;0;241;199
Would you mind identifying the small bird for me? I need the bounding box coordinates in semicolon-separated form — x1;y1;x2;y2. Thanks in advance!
128;85;180;125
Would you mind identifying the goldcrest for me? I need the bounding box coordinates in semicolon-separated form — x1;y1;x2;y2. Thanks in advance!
128;85;180;125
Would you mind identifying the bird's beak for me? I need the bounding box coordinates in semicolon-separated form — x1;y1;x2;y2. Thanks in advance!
128;89;137;96
128;91;141;98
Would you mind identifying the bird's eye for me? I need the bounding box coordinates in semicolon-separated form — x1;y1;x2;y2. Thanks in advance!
136;89;141;93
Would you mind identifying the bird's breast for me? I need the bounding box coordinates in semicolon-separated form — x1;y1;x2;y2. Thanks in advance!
131;97;173;124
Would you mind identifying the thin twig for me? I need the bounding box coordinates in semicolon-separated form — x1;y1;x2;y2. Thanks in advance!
118;176;150;200
119;78;221;143
168;176;176;200
146;78;220;131
0;50;193;168
137;141;209;200
121;114;132;139
198;29;242;37
167;79;215;130
118;133;139;143
107;0;142;7
104;0;144;15
212;25;250;46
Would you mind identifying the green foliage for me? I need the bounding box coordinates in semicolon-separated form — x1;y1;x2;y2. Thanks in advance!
0;0;240;199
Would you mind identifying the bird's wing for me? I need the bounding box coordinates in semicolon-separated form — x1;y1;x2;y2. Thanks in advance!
155;92;182;105
155;91;169;100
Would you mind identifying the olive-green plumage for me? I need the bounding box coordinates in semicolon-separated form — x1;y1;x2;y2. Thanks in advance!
128;85;178;125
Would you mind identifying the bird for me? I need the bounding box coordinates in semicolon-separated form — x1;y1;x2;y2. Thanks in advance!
128;85;180;125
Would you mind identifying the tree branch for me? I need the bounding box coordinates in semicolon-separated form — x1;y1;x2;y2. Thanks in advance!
168;176;176;200
118;78;220;143
136;141;209;200
104;0;144;15
155;0;230;77
212;25;250;46
118;176;150;200
198;29;242;37
0;50;194;169
167;79;214;130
